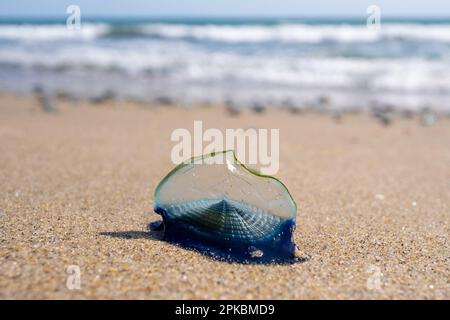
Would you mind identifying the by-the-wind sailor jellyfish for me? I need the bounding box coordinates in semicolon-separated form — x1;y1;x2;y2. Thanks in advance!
152;150;299;263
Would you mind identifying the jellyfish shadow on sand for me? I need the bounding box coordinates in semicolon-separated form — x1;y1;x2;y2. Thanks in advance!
99;224;163;242
100;220;310;265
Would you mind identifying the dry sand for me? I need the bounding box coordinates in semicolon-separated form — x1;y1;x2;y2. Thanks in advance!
0;92;449;299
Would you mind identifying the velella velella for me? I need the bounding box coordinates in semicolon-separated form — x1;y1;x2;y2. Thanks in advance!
152;150;300;263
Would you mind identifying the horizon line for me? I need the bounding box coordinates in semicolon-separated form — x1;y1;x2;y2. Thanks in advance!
1;14;450;19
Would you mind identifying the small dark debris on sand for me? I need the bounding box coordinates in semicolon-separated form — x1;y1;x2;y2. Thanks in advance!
224;98;241;117
55;90;78;102
155;96;174;106
251;102;266;114
33;85;57;113
281;99;302;114
370;103;394;126
90;90;116;105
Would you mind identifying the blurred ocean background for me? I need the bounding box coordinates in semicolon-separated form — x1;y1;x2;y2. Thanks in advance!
1;17;450;111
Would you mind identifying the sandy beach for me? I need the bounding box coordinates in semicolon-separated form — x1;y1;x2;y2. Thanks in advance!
0;91;449;299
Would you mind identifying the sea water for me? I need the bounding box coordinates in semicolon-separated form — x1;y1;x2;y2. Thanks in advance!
0;16;450;111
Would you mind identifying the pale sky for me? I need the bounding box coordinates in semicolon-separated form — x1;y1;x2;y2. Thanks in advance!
1;0;449;17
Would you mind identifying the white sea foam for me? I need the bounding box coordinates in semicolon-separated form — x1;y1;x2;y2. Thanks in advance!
141;23;450;43
1;23;450;43
1;41;448;95
0;24;108;41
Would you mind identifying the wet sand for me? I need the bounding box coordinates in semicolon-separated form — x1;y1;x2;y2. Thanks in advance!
0;92;449;299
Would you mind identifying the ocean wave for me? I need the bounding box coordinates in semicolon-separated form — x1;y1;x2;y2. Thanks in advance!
0;23;108;41
1;42;449;94
0;41;191;71
134;23;450;43
1;23;450;43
